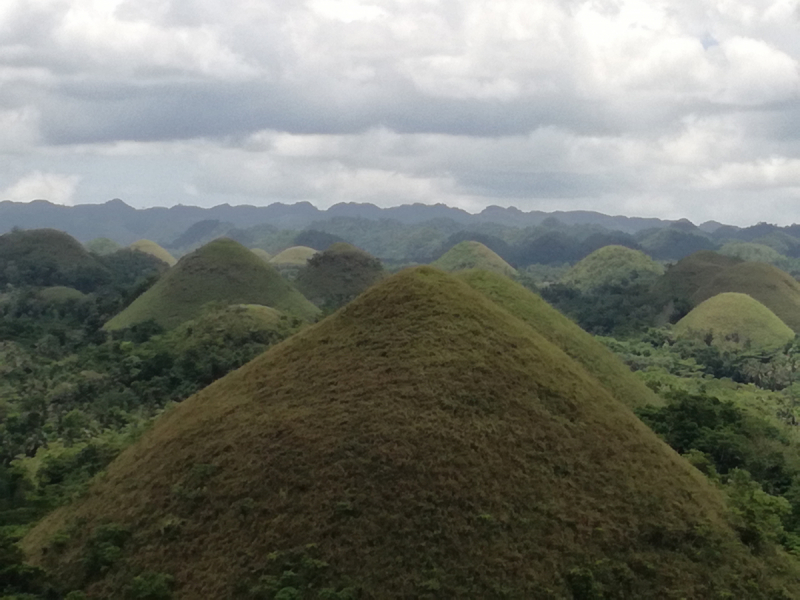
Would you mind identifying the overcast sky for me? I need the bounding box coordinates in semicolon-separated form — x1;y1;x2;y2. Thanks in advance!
1;0;799;225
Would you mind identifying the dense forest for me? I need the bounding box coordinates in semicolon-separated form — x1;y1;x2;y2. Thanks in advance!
5;212;800;597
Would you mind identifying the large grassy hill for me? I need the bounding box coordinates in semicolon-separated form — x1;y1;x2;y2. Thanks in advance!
651;250;742;308
562;244;664;291
129;239;177;267
295;242;385;309
104;238;319;330
0;228;110;291
432;240;517;276
675;292;795;350
24;267;800;598
459;269;662;409
693;261;800;333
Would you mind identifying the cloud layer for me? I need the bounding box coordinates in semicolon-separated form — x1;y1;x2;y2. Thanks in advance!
1;0;799;224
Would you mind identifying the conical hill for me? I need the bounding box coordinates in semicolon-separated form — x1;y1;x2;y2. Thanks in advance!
104;238;319;330
294;242;385;309
651;250;741;306
457;269;662;409
0;228;110;291
675;292;794;350
24;268;799;598
692;261;800;333
432;240;517;276
563;245;664;291
129;239;177;266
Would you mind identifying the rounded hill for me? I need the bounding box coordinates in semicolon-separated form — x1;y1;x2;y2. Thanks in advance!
24;268;800;599
129;239;177;266
294;242;385;309
562;245;664;291
692;261;800;333
250;248;271;262
431;240;516;276
651;250;742;307
104;238;319;330
675;292;795;350
0;228;110;291
85;237;122;256
270;245;318;267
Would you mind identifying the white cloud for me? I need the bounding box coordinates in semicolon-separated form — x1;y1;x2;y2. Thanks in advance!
1;0;800;224
1;171;81;204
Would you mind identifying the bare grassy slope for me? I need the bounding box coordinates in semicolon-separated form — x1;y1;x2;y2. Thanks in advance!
458;269;662;409
270;245;318;266
432;240;517;276
675;292;795;350
651;250;742;306
24;267;800;598
693;261;800;333
129;239;177;266
104;238;319;330
563;245;664;291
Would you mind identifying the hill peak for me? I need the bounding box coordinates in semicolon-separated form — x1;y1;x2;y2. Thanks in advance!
24;266;799;598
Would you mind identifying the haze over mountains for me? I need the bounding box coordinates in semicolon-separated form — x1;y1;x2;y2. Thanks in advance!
0;199;720;243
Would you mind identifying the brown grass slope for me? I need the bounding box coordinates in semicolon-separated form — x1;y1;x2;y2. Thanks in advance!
129;239;177;267
25;268;800;598
692;261;800;333
104;238;319;330
651;250;742;306
458;269;662;409
432;240;517;276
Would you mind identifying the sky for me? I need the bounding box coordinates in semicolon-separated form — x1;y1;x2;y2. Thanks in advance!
1;0;800;226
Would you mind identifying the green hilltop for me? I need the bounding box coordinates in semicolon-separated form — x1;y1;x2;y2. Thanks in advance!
129;239;177;267
0;228;110;292
37;286;87;304
294;242;385;309
104;238;319;331
431;240;517;276
651;250;742;308
693;261;800;333
270;245;318;267
562;244;664;291
85;237;122;256
23;267;800;598
458;269;662;409
675;292;795;350
250;247;272;262
163;303;301;355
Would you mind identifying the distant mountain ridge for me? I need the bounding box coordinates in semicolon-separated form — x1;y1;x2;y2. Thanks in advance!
0;198;701;244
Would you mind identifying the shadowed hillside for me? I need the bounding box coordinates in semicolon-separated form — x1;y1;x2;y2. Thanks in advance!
675;292;795;350
129;239;177;267
651;251;742;311
432;240;516;276
104;238;319;330
562;245;664;291
0;228;110;292
458;269;662;409
23;267;800;598
693;262;800;333
295;242;385;309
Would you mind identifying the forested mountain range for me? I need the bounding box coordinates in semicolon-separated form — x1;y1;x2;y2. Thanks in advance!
0;198;699;243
